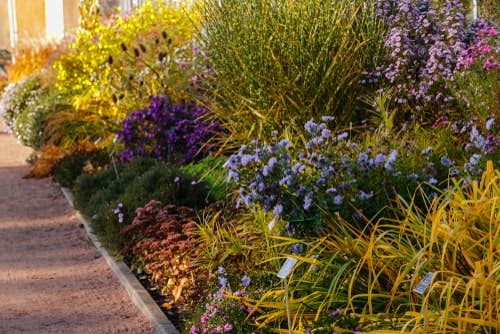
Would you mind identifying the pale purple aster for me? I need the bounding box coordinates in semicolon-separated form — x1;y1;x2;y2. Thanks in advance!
331;308;343;317
421;146;433;156
336;132;349;141
440;155;455;168
304;119;318;133
486;118;495;130
273;204;283;216
303;193;313;210
374;153;386;166
290;242;304;255
218;276;228;288
321;116;335;122
241;275;251;287
407;173;418;181
223;323;233;332
333;195;343;206
384;149;398;171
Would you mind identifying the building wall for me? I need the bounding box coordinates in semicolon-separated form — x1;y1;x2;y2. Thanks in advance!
64;0;80;35
0;0;80;50
16;0;46;43
0;0;10;50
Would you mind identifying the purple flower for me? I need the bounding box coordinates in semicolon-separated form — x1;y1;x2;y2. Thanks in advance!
241;275;251;287
331;308;343;317
440;155;455;168
273;204;283;216
333;194;343;206
290;242;304;255
428;177;438;185
486;118;495;130
374;153;386;166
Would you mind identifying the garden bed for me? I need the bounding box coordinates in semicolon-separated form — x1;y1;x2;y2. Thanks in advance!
1;0;498;332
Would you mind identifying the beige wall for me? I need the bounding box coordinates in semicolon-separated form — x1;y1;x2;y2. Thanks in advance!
0;0;80;50
16;0;46;43
64;0;80;35
0;0;11;50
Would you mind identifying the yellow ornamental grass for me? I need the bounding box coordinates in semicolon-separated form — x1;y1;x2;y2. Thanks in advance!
247;162;498;333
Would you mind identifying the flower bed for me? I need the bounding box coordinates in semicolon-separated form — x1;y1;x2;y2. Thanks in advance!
1;0;498;332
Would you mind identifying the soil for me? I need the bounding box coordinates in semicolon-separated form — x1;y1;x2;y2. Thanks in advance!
0;132;155;334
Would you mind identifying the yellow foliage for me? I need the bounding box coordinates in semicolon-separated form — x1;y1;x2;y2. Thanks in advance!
53;0;201;122
248;162;499;333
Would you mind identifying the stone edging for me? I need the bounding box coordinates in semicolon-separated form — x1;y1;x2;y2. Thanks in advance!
59;187;180;334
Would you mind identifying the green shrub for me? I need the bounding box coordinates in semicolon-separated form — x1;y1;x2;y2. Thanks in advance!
73;158;210;252
52;149;109;188
201;0;384;144
14;89;71;149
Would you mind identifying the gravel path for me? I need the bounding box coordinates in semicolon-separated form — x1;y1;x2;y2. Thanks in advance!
0;132;155;334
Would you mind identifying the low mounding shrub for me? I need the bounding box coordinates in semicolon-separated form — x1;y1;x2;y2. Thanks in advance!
225;116;498;234
202;0;385;143
116;95;223;164
52;149;109;188
14;89;71;149
72;158;210;252
0;74;41;131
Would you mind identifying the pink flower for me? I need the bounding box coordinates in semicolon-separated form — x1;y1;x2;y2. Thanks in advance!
224;323;233;332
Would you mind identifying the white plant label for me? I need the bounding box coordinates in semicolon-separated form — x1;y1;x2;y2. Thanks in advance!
413;272;435;295
277;257;298;279
268;216;279;231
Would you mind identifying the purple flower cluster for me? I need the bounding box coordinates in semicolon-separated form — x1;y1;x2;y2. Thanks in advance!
190;271;259;334
116;95;223;164
364;0;497;115
225;117;401;227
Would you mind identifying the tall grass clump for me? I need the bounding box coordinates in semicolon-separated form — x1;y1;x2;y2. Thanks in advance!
202;0;385;145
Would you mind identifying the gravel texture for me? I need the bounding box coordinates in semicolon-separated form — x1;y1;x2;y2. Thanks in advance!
0;132;155;334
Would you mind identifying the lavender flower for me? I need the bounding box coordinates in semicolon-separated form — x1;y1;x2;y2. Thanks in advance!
241;275;251;287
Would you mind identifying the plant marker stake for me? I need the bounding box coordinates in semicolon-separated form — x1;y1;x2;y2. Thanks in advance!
278;257;298;334
413;272;435;331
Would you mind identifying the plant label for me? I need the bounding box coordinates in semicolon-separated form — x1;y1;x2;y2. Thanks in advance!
413;272;435;295
277;257;298;279
268;216;279;231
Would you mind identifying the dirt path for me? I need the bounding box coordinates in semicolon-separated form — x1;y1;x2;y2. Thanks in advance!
0;133;155;334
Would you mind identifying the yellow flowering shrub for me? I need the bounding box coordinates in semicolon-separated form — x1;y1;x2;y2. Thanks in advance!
53;0;201;124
